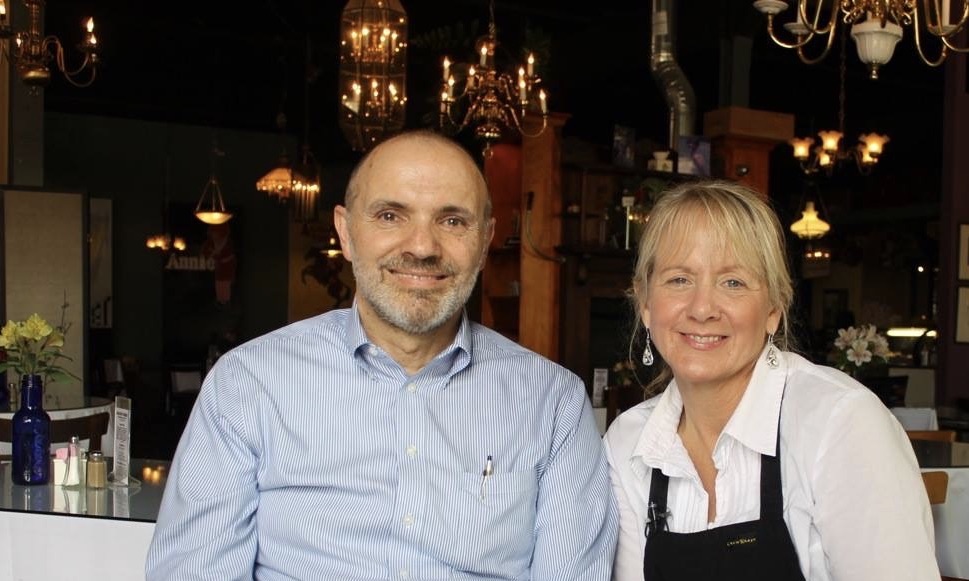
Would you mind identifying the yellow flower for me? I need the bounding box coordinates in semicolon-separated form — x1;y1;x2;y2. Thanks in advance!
21;313;53;341
0;320;19;348
0;308;77;383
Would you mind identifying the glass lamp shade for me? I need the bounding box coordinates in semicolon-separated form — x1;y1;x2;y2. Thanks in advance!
850;18;903;78
339;0;408;151
256;164;297;200
858;132;889;157
195;178;233;225
789;137;814;160
790;201;830;239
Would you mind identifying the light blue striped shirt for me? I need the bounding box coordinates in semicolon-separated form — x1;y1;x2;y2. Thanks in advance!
146;305;618;580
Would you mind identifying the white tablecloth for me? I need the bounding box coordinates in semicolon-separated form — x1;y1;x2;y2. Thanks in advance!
923;467;969;578
891;407;939;430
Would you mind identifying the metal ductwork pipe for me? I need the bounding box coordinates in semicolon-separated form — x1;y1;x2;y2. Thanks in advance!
649;0;696;151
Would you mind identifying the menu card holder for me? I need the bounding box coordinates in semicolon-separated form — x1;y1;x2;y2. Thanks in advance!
109;396;139;487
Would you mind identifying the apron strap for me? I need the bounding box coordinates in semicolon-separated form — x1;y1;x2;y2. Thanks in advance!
646;467;671;535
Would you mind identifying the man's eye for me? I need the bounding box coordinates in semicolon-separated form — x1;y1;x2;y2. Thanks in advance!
443;216;467;228
378;211;398;222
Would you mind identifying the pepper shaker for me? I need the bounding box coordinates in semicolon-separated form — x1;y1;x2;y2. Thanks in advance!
86;451;107;488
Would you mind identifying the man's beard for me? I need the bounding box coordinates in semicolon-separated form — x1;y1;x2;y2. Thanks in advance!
353;254;477;335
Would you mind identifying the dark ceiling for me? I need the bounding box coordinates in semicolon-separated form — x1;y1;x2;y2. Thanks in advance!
42;0;945;216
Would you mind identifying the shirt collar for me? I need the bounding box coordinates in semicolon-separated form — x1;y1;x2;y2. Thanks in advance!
721;346;788;457
631;346;789;468
343;301;473;381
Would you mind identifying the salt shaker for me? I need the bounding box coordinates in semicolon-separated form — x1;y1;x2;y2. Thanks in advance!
86;451;107;488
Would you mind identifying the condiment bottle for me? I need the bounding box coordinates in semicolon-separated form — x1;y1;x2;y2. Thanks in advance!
86;451;107;488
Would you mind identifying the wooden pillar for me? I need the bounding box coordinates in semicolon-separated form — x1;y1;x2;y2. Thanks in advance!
703;106;794;197
518;113;569;360
938;41;969;407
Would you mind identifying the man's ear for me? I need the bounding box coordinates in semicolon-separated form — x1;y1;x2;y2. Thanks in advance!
334;205;353;262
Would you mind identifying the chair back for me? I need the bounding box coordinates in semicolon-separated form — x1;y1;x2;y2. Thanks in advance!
922;470;949;505
606;385;646;426
0;411;111;452
864;375;908;408
907;429;957;443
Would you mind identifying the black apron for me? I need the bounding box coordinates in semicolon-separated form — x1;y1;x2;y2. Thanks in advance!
642;427;806;581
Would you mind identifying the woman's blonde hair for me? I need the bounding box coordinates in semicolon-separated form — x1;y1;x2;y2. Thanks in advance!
631;180;794;394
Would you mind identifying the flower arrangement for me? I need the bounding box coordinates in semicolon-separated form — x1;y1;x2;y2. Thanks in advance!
831;324;891;377
0;312;78;383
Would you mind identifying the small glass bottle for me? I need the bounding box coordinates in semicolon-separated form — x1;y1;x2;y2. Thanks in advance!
86;451;107;488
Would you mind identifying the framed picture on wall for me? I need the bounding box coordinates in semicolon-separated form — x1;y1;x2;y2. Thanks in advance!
957;287;969;343
959;224;969;280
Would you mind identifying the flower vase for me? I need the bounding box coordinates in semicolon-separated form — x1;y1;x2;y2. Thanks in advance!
12;374;51;485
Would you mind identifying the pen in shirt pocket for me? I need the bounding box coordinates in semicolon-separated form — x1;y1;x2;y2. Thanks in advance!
479;455;494;500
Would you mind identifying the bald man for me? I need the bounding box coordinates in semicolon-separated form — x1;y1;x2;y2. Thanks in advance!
147;131;617;580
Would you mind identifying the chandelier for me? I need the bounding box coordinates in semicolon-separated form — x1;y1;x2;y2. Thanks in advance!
195;145;233;226
788;29;889;176
0;0;99;88
147;159;186;252
790;200;831;239
338;0;407;152
439;0;548;152
753;0;969;79
256;38;321;223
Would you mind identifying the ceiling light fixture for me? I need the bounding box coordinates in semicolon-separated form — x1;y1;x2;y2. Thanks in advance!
789;29;888;176
0;0;99;88
147;157;186;252
790;200;831;239
195;145;233;225
439;0;548;154
338;0;407;152
753;0;969;79
256;38;320;222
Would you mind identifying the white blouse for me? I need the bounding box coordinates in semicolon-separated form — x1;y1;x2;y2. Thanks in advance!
604;349;939;581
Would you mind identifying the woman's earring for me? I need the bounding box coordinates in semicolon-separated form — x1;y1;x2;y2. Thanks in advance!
766;333;779;368
642;328;655;366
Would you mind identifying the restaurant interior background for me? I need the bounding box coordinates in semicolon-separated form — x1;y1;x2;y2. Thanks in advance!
1;0;968;458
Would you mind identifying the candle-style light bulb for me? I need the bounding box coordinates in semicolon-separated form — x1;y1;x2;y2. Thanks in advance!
539;90;547;114
443;57;451;82
527;53;535;76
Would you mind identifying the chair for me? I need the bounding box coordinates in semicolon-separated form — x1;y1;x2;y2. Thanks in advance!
606;385;646;426
907;430;958;443
167;365;203;417
864;375;909;408
0;411;111;452
922;470;949;505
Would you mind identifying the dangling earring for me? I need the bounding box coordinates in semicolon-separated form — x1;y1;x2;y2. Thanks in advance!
766;333;779;368
642;328;655;366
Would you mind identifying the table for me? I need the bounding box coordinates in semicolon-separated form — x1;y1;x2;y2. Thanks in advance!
913;440;969;578
0;395;115;456
0;458;168;581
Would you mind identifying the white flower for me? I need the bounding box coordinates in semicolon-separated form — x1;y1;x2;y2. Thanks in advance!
846;339;873;367
832;324;891;374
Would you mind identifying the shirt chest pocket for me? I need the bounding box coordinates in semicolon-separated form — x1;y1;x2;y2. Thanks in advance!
428;469;538;576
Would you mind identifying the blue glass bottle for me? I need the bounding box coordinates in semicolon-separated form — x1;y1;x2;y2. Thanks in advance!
12;374;51;485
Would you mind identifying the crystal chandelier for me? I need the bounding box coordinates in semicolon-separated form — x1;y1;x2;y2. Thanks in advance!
338;0;407;152
753;0;969;79
0;0;99;88
439;0;548;152
256;38;320;223
788;30;888;176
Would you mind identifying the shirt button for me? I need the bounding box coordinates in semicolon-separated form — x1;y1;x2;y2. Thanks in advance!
399;570;409;579
405;444;418;458
402;513;415;527
406;383;417;393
